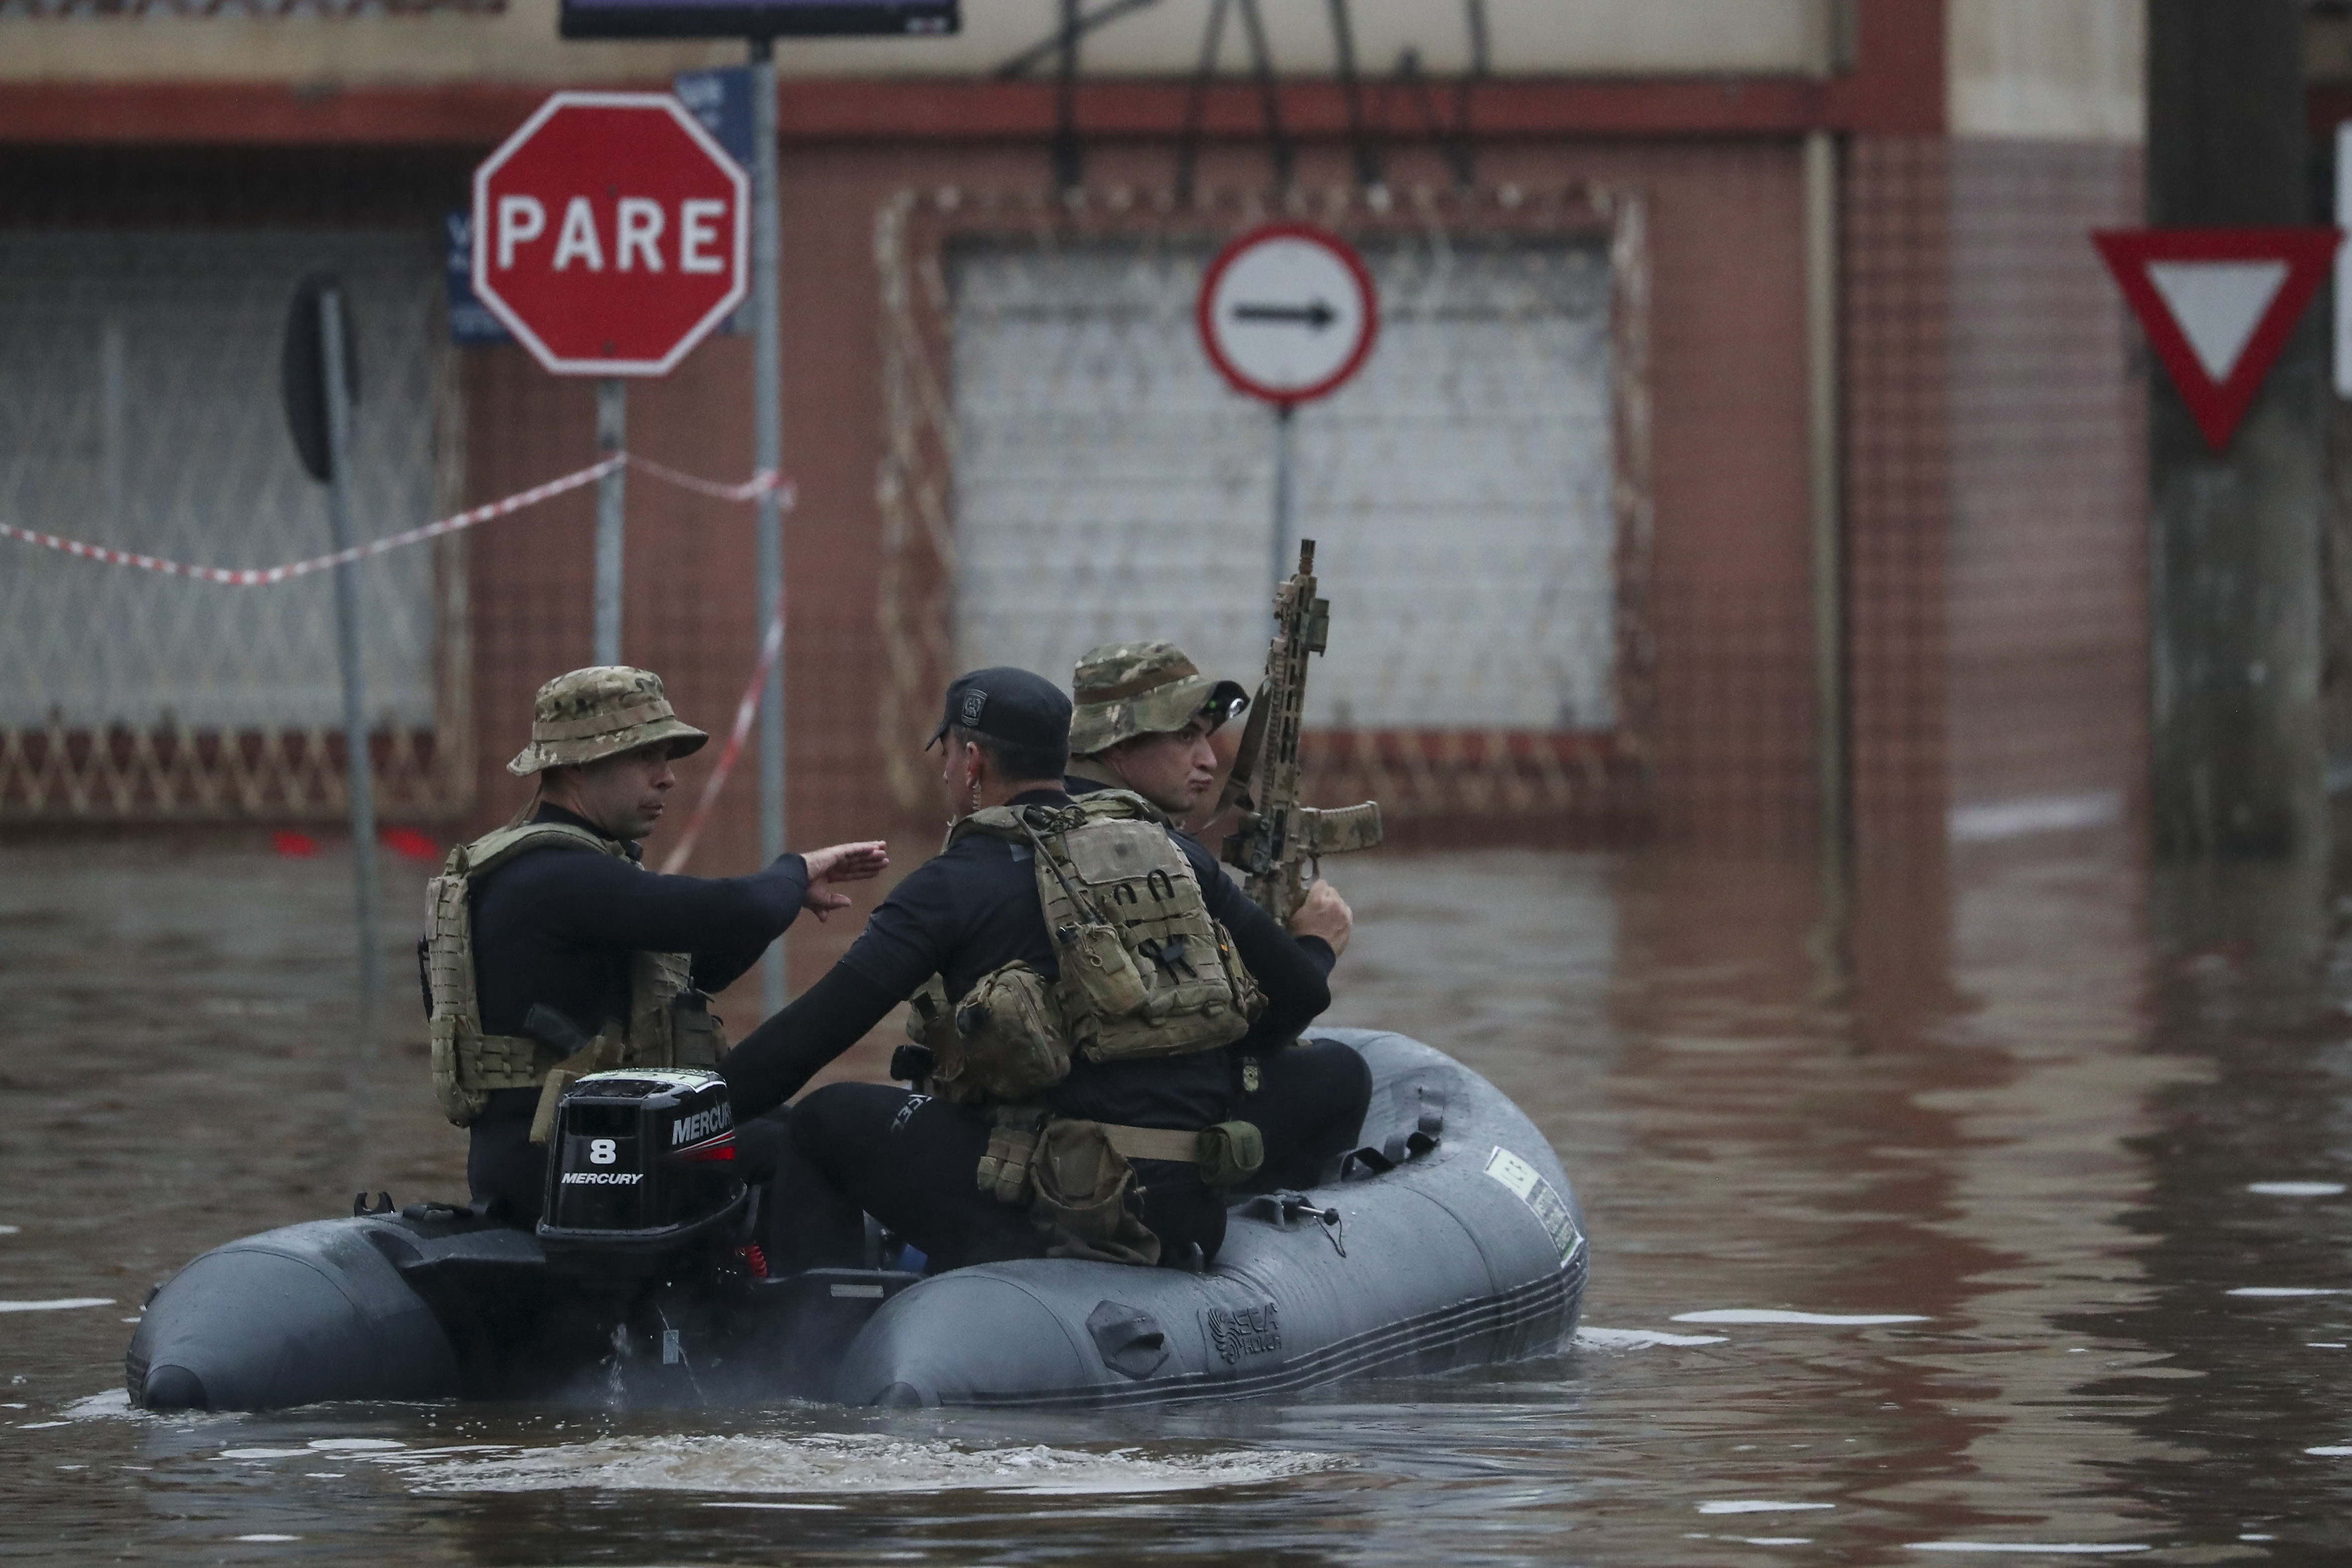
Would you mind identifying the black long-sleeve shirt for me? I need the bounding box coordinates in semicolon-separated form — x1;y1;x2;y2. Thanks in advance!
721;789;1332;1131
471;804;807;1042
462;803;809;1218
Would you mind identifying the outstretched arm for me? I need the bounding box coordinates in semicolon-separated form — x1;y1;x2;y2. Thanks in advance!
719;964;903;1120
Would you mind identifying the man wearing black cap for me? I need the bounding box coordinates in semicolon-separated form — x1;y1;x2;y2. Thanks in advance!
720;667;1338;1272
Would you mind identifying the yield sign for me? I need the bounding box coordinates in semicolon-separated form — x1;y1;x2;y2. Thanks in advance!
2093;227;2341;450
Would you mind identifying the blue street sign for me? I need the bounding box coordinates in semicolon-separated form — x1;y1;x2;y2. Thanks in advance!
673;68;753;335
444;211;513;346
674;67;756;171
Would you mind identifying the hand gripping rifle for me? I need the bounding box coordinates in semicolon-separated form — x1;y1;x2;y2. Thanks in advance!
1219;539;1383;924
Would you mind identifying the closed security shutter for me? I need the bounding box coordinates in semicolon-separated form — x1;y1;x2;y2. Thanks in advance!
0;228;462;819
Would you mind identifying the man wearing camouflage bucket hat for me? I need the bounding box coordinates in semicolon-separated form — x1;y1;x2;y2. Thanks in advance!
1066;640;1370;1194
1064;641;1250;822
420;664;888;1224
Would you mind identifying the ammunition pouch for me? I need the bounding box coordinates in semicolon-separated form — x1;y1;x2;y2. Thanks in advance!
1027;1118;1160;1267
931;961;1072;1106
1196;1120;1265;1188
974;1103;1049;1205
525;1028;627;1146
667;987;727;1070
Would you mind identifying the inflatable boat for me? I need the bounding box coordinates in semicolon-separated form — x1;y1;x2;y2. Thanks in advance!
126;1030;1586;1413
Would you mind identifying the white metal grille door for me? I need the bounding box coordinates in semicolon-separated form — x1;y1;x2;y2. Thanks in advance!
879;187;1649;823
0;228;466;820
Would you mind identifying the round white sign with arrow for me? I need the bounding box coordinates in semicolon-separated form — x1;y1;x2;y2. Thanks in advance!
1198;223;1378;406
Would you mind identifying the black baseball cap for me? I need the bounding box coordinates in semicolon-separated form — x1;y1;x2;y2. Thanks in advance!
926;666;1072;753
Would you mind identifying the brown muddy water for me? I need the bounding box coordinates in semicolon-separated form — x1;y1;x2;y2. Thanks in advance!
5;830;2352;1564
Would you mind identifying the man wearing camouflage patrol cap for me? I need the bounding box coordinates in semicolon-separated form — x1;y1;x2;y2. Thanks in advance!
420;664;887;1224
1065;640;1370;1193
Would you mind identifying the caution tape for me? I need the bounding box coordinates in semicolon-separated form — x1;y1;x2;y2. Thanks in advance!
0;456;789;587
659;587;784;877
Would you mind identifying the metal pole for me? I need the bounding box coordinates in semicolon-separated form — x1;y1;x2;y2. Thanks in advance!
318;286;382;1103
2147;0;2324;859
1803;130;1846;867
594;377;626;665
1271;401;1296;599
750;37;788;1011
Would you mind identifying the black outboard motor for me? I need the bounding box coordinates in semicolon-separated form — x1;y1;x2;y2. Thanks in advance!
539;1068;749;1268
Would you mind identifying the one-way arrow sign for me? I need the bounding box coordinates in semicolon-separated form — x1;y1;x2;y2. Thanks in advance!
1199;224;1377;407
1233;299;1339;330
2094;226;2341;450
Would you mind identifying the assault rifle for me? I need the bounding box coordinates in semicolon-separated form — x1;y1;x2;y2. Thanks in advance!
1219;539;1383;924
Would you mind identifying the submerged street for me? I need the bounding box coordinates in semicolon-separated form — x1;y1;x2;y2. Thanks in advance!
5;828;2352;1562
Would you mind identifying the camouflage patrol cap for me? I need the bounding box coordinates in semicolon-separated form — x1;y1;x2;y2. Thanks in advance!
505;665;710;777
1068;641;1249;756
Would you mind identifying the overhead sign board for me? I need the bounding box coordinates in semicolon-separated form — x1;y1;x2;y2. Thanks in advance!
561;0;954;39
471;92;749;377
1198;224;1379;408
2093;226;2341;450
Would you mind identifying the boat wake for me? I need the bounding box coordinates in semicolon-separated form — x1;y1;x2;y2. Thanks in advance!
395;1432;1348;1498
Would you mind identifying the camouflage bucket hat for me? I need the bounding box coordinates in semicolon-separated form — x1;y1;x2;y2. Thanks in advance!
1068;641;1249;756
505;665;710;777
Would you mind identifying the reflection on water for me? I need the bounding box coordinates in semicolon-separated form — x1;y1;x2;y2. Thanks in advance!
6;831;2352;1561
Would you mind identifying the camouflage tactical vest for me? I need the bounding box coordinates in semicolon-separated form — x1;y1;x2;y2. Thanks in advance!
943;790;1258;1072
422;821;705;1128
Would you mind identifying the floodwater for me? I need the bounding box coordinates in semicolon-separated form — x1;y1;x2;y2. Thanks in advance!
6;827;2352;1563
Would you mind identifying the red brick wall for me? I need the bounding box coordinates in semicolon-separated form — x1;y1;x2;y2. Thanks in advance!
1846;136;1955;852
1841;135;2147;857
1944;139;2145;831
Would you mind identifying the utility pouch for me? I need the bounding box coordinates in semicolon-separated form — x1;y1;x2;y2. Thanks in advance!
1028;1119;1160;1267
974;1103;1048;1205
668;989;727;1069
935;962;1072;1105
527;1029;623;1146
1197;1120;1265;1188
906;975;955;1050
1053;918;1150;1016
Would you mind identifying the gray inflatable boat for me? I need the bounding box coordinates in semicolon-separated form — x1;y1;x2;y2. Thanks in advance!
128;1030;1586;1412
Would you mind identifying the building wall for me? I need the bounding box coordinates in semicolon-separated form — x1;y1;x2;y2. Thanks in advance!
1944;139;2144;842
0;0;1842;86
1946;0;2143;143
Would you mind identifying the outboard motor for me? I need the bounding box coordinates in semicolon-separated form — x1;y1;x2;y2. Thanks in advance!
535;1067;918;1403
539;1068;749;1268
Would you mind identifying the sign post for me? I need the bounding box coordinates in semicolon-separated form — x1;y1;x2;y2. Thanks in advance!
748;39;787;1009
1197;224;1379;599
280;271;380;1166
595;378;626;664
544;0;957;1005
472;90;750;664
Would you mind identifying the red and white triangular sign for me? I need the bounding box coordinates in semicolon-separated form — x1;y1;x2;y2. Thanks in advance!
2094;227;2341;450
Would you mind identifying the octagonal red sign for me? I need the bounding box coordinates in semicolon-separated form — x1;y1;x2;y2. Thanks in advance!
472;91;749;377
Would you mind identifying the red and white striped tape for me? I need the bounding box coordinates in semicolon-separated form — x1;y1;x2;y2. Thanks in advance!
658;587;784;876
0;456;788;587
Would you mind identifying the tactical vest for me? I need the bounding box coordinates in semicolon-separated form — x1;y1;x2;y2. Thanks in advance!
423;821;707;1129
935;790;1257;1079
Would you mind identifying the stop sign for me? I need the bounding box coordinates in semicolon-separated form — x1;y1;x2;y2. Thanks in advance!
472;91;749;377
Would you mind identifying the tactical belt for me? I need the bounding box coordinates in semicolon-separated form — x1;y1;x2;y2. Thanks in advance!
1099;1123;1203;1163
